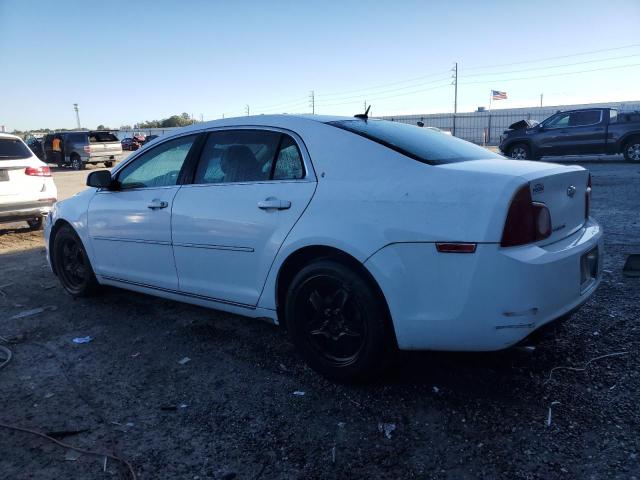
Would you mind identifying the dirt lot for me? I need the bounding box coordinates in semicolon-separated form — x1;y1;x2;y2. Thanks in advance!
0;162;639;479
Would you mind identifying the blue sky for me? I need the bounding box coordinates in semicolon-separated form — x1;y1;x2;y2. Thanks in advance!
1;0;639;130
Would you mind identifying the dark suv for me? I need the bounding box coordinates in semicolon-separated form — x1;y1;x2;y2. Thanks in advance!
499;108;640;162
43;131;123;169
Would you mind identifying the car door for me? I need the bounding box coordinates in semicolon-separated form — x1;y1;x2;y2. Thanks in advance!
536;112;571;156
88;133;200;290
171;128;316;307
561;110;606;154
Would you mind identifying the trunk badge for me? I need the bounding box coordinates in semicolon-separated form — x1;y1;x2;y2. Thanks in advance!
567;185;576;197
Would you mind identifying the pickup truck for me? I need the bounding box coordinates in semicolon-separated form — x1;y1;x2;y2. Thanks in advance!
499;108;640;162
43;131;123;170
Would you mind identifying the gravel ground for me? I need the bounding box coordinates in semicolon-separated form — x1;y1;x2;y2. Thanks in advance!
0;162;638;479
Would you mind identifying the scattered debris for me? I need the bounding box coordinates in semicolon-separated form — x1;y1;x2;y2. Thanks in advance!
179;403;188;409
278;363;288;372
9;305;57;320
65;449;81;461
178;357;191;365
72;336;93;344
432;386;440;394
337;422;346;428
378;422;396;439
47;428;90;439
0;283;13;297
331;445;336;463
546;401;561;427
44;393;55;399
545;351;629;383
292;391;305;396
131;352;141;358
622;254;640;277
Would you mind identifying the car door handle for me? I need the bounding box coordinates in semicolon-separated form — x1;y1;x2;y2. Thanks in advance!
257;198;291;210
147;199;168;210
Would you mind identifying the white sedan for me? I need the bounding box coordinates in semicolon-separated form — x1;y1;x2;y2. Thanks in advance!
44;115;602;382
1;133;57;230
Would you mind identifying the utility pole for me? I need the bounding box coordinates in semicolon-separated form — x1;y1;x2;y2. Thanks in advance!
540;93;543;108
73;103;81;129
245;105;250;116
451;63;458;136
200;113;203;122
309;90;315;114
364;100;367;112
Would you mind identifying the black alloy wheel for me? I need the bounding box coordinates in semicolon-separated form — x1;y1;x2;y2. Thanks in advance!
53;225;99;297
286;259;394;382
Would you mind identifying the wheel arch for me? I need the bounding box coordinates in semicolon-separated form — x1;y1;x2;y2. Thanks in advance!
274;244;398;347
620;133;640;153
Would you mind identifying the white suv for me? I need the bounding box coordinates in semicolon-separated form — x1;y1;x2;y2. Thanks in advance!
0;133;57;230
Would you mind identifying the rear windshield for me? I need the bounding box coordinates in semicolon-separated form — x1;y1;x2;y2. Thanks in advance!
326;119;500;165
89;131;119;143
0;138;32;160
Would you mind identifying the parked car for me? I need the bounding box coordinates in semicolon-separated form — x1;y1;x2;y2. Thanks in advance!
499;108;640;161
0;133;57;230
25;136;45;159
121;137;140;151
45;115;602;382
43;131;123;169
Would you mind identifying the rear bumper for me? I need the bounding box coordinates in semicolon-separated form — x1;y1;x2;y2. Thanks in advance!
81;154;122;163
364;218;603;351
0;199;55;222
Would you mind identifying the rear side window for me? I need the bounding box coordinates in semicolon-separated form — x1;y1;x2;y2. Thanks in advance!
326;119;500;165
194;130;304;184
0;138;32;160
89;132;119;143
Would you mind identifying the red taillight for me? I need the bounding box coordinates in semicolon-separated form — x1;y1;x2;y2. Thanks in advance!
585;173;591;219
436;243;477;253
25;166;51;177
501;184;552;247
84;145;91;153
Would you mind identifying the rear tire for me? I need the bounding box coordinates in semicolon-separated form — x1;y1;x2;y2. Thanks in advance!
285;259;394;383
52;225;99;297
508;143;532;160
27;217;43;230
70;155;84;170
623;138;640;162
104;161;114;168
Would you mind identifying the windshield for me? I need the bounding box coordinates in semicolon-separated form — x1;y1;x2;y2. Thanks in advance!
326;119;500;164
0;138;32;160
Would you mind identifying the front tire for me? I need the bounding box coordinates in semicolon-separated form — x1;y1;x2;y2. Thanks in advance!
285;259;394;383
52;225;99;297
508;143;532;160
623;139;640;162
70;155;84;170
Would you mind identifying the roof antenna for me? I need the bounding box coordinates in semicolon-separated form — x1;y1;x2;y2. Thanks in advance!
354;105;371;120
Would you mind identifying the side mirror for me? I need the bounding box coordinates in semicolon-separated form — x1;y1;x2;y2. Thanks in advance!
86;170;114;189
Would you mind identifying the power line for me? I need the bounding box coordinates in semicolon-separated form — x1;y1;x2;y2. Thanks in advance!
316;83;450;108
462;53;640;78
318;70;450;99
463;43;640;70
460;62;640;86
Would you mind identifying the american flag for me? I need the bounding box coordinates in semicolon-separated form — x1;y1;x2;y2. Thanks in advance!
492;90;507;100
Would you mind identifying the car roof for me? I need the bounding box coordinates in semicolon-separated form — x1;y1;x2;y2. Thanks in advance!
172;114;354;136
0;132;22;140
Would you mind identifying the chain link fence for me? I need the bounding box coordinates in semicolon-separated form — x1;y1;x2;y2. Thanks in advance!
381;100;640;145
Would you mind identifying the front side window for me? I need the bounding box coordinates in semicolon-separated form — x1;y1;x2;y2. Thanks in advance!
327;119;499;165
544;113;571;129
194;130;304;184
569;110;602;127
117;134;196;189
